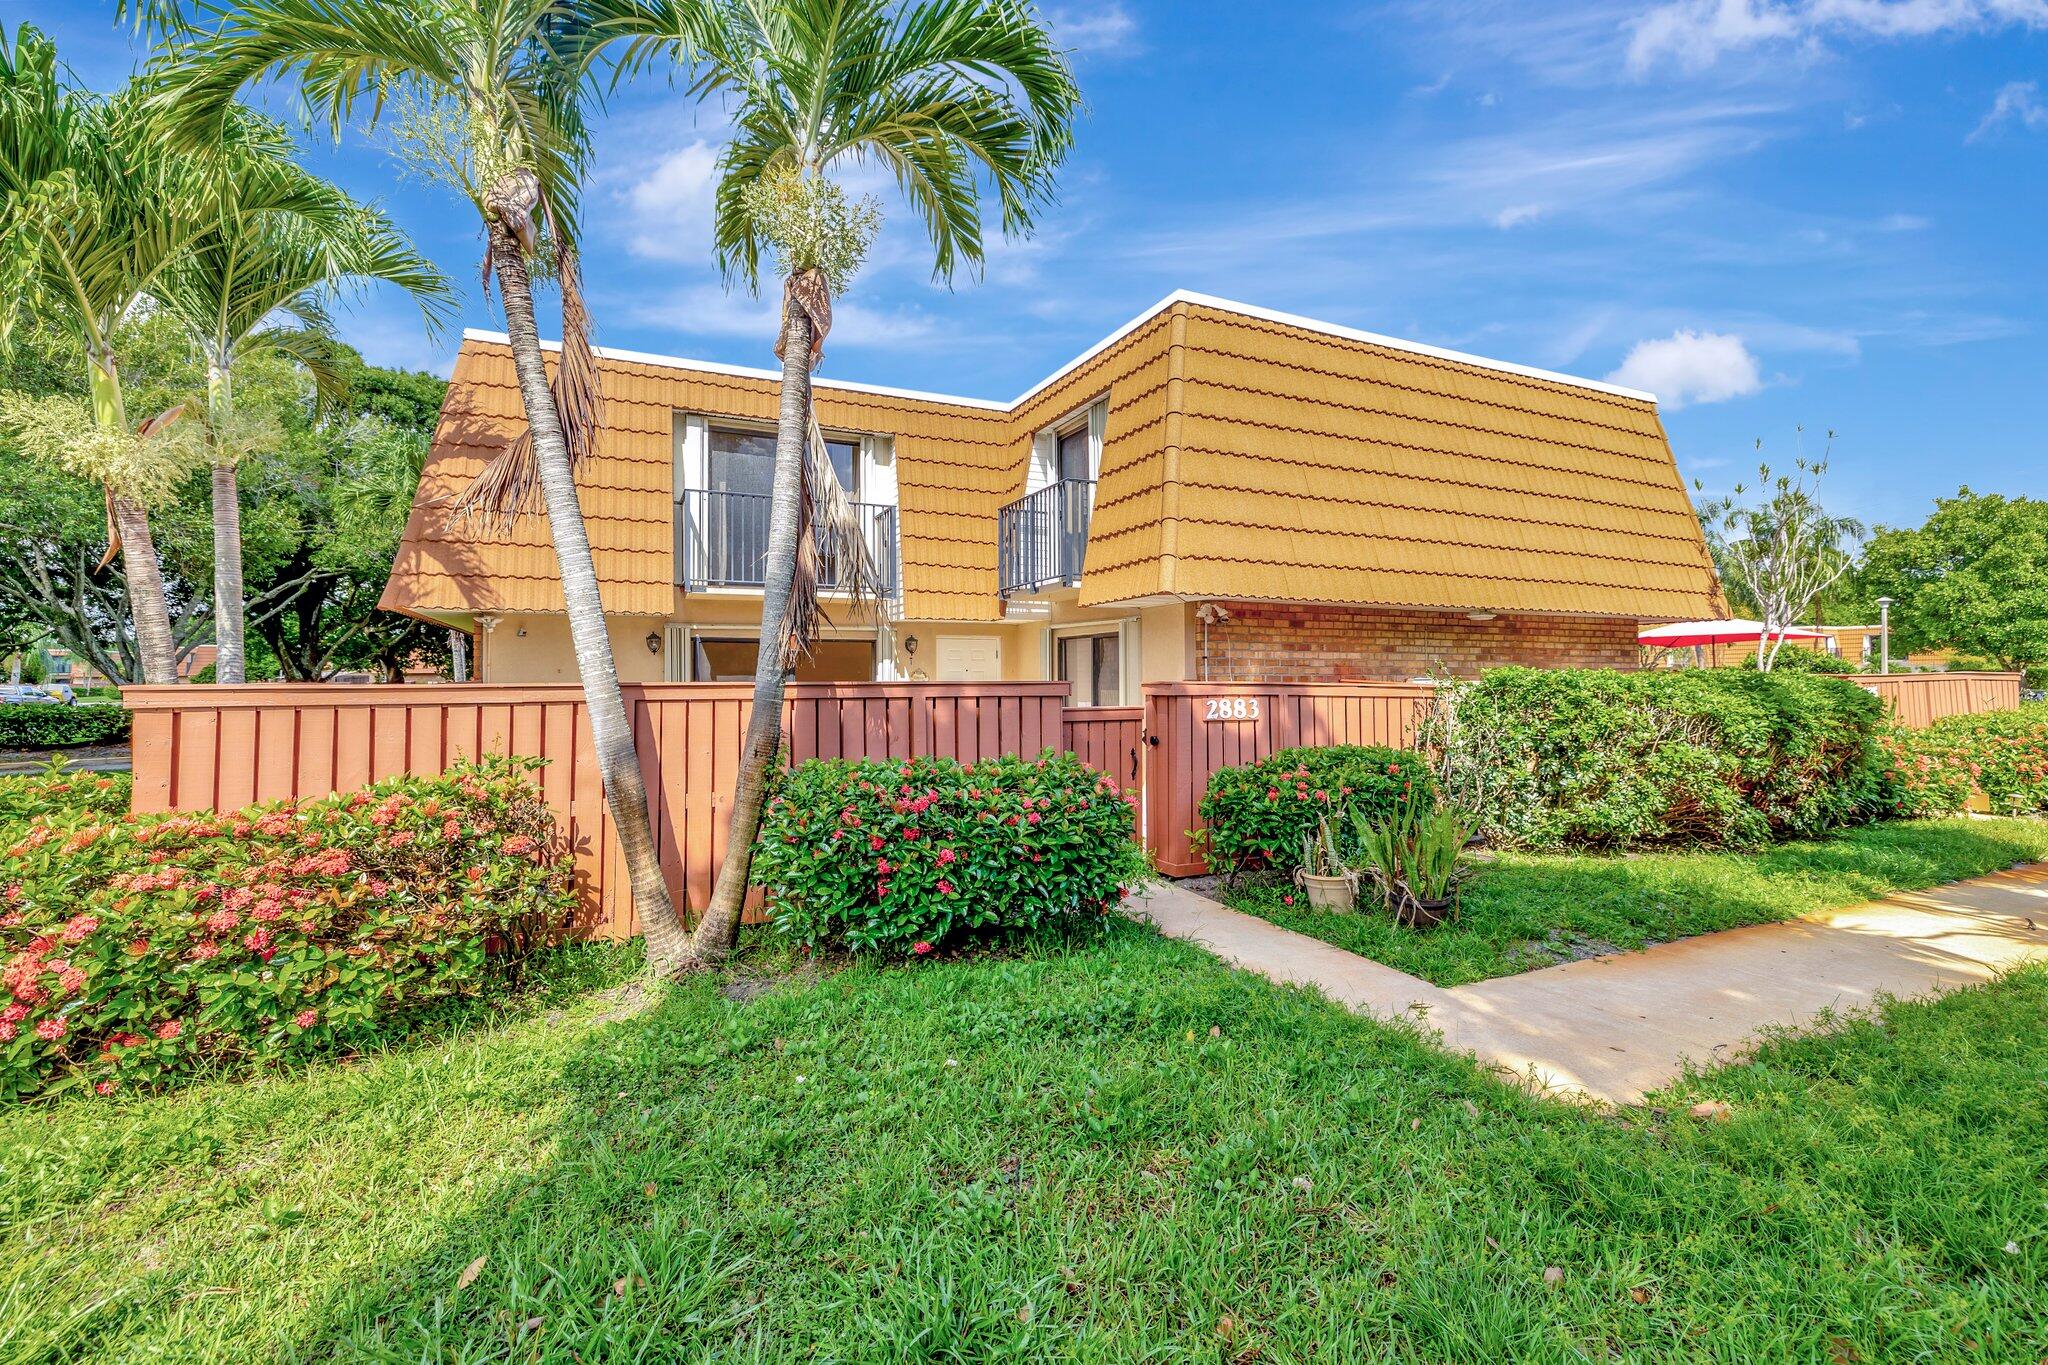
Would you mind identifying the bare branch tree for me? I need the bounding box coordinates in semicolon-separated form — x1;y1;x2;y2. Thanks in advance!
1696;431;1865;672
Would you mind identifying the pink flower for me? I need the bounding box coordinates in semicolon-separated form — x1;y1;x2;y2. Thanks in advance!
60;914;98;943
293;1009;318;1029
204;909;241;935
155;1019;183;1041
34;1017;65;1042
1283;895;1295;906
190;941;220;961
94;1080;117;1096
869;834;885;852
502;834;534;856
1026;812;1041;825
0;1003;25;1025
937;879;956;896
0;1021;14;1042
875;858;892;875
936;847;956;865
56;966;87;996
912;941;933;955
1266;789;1280;802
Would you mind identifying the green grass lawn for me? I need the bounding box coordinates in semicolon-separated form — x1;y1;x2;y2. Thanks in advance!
5;923;2046;1362
1221;816;2048;987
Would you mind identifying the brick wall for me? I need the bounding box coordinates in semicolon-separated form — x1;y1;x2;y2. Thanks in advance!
1200;603;1639;682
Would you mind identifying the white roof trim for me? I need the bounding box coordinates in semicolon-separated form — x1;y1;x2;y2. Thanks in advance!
460;291;1656;411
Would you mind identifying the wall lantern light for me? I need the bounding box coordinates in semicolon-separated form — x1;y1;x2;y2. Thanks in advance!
645;631;662;655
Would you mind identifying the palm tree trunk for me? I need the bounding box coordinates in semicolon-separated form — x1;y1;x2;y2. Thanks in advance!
87;351;178;686
690;301;812;964
207;362;247;685
211;463;246;684
485;217;689;969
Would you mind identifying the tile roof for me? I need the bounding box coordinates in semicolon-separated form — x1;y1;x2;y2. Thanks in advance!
381;292;1724;626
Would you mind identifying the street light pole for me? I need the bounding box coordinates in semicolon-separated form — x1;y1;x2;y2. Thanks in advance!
1876;597;1893;675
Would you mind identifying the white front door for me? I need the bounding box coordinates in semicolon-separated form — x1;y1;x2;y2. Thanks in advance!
936;635;1001;681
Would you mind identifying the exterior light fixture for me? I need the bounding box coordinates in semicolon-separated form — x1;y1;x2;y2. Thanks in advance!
902;634;919;656
645;631;662;654
1464;611;1498;622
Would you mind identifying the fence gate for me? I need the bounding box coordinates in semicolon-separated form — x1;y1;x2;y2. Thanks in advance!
1139;681;1438;876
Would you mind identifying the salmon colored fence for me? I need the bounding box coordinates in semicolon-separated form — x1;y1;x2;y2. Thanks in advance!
125;681;1115;937
122;669;2027;922
1139;681;1436;876
1855;672;2022;728
1064;706;1144;797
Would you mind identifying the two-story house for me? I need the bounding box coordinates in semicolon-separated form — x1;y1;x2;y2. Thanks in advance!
378;292;1726;701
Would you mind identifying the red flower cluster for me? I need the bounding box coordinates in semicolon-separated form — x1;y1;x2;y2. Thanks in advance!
1;757;571;1102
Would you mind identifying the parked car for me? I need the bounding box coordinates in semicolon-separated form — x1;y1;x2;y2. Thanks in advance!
0;684;63;705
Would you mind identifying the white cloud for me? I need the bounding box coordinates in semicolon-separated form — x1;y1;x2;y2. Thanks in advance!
1627;0;1799;74
1968;80;2048;140
1493;202;1546;228
1627;0;2048;74
618;140;721;262
1607;330;1764;406
1046;3;1141;58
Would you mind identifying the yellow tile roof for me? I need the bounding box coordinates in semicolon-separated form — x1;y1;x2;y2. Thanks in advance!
382;293;1724;626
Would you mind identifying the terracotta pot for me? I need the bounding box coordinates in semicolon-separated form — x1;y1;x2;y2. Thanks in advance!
1297;872;1356;912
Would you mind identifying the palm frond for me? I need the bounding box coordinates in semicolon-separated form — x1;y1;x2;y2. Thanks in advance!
781;405;886;670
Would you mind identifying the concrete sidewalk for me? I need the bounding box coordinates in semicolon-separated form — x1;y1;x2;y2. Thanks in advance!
1130;863;2048;1104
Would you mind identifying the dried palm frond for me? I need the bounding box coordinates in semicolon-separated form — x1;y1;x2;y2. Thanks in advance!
780;408;888;672
451;182;604;532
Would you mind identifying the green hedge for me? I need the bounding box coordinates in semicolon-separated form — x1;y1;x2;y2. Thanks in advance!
752;751;1149;956
0;705;130;749
1420;668;1887;850
1196;745;1434;876
1;757;573;1101
1878;702;2048;817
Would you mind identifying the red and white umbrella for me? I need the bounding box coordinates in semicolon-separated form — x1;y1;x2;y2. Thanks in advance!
1638;619;1831;648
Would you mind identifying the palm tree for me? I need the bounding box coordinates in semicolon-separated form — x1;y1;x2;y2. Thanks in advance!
594;0;1081;963
153;128;454;684
0;24;312;684
152;0;692;966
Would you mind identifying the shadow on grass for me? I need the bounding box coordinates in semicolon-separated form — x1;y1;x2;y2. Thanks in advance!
15;920;2048;1362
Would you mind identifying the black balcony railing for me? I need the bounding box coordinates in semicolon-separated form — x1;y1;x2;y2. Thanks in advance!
677;488;899;596
998;477;1094;595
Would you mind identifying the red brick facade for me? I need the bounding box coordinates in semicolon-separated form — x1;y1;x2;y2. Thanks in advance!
1200;603;1640;682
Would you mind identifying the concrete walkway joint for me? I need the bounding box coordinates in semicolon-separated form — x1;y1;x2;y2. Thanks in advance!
1131;864;2048;1103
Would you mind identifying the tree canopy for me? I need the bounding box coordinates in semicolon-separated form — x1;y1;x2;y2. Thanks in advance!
1851;488;2048;685
0;311;447;682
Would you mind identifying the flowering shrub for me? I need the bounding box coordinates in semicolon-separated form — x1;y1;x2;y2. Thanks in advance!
1419;668;1887;850
0;757;571;1101
1196;745;1434;876
1876;703;2048;817
752;751;1149;956
0;766;131;833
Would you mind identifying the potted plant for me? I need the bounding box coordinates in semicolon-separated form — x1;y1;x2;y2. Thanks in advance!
1351;793;1475;928
1292;816;1357;911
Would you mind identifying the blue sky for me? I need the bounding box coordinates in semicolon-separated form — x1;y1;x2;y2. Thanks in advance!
26;0;2048;530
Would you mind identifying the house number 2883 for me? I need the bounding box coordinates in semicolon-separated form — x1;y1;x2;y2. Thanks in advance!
1203;697;1262;721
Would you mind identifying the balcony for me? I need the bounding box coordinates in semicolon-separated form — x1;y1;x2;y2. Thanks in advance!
998;478;1094;596
677;488;899;597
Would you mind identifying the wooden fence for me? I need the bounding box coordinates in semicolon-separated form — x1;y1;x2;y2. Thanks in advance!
1138;681;1436;876
1855;672;2022;728
126;681;1105;936
122;668;2028;923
